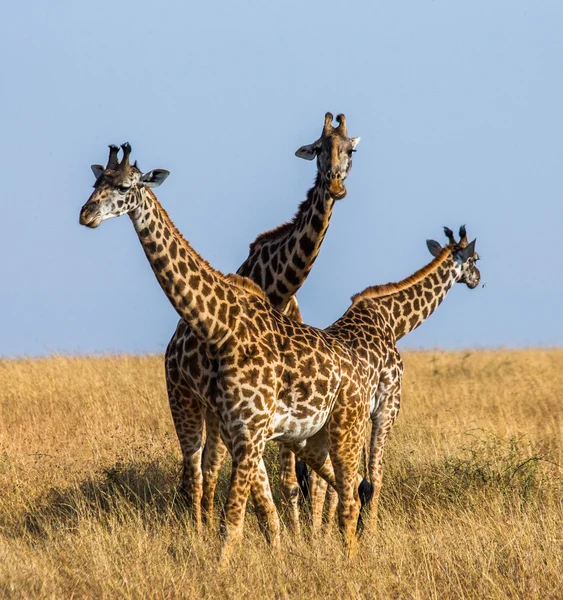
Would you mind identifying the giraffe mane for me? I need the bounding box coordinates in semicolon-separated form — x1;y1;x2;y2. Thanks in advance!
147;189;227;278
149;190;270;303
225;274;268;300
350;246;453;304
248;174;321;253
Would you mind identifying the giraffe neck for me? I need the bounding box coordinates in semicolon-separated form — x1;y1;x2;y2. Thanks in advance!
129;188;241;347
352;249;463;341
237;174;335;311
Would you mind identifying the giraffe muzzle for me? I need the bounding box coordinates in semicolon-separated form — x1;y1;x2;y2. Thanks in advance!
79;204;102;228
328;178;347;200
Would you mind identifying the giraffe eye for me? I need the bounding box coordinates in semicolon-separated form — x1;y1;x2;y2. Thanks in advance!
118;185;130;193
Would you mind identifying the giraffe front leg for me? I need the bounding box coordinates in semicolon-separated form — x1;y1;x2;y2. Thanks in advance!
279;444;301;534
201;408;229;528
166;377;205;532
219;427;268;561
250;457;281;548
327;394;368;557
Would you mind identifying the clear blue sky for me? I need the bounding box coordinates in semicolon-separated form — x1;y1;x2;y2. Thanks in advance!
2;0;562;357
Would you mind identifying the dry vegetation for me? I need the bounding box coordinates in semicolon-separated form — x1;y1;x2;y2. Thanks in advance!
0;350;561;599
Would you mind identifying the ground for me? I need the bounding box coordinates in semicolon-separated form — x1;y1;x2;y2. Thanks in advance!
0;350;561;599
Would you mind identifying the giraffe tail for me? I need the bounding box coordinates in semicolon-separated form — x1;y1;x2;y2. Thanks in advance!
295;459;310;500
358;478;374;507
359;422;374;503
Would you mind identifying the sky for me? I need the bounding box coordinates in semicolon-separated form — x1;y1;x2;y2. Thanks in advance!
1;0;562;357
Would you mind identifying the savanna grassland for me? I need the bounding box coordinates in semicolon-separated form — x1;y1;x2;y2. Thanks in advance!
0;350;561;599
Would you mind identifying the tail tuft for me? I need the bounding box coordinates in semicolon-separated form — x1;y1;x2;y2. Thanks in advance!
358;477;374;506
295;459;310;499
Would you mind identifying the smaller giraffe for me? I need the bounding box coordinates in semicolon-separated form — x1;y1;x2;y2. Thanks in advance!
297;226;481;530
360;226;479;525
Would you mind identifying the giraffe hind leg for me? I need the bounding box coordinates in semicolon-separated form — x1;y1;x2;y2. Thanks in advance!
251;457;281;547
326;388;370;556
219;429;269;560
201;409;229;528
279;444;301;534
329;438;364;556
293;441;353;534
309;471;328;532
362;376;402;534
323;483;338;531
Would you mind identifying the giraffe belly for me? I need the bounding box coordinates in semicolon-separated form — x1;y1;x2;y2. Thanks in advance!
268;405;333;443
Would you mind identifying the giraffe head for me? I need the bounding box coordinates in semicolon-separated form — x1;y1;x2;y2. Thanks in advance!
427;225;481;289
79;143;170;228
295;112;360;200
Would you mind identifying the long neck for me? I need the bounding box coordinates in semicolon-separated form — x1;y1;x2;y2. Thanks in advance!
236;174;335;311
382;254;462;339
352;250;462;341
129;188;241;346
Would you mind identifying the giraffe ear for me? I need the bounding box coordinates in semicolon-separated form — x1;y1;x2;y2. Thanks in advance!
295;141;320;161
140;169;170;188
453;239;477;264
426;239;442;257
350;137;361;150
91;164;105;179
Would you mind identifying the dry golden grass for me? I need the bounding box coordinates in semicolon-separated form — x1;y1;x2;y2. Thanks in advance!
0;350;561;599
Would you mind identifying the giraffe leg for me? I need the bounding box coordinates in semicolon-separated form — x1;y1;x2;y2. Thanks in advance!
362;381;402;534
250;457;281;548
330;436;364;556
207;416;280;546
290;433;363;527
290;430;334;486
219;430;268;561
323;482;339;531
332;455;362;556
308;470;327;532
201;409;229;527
279;444;300;534
165;376;204;531
327;391;369;557
294;433;364;553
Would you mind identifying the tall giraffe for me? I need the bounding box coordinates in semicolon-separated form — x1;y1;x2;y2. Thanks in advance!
79;143;371;557
302;225;481;529
164;113;360;532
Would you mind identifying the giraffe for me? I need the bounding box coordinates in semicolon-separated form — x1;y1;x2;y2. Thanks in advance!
301;225;481;530
163;113;360;533
79;142;371;558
